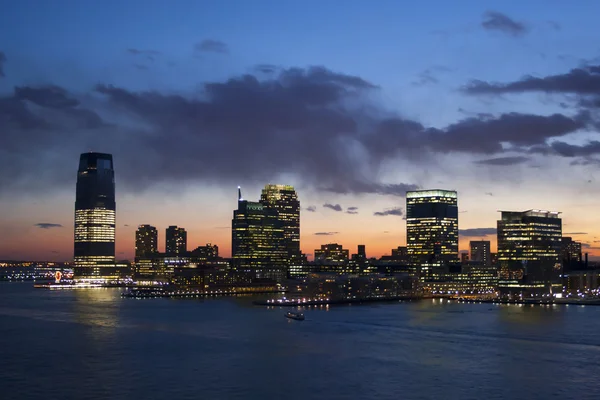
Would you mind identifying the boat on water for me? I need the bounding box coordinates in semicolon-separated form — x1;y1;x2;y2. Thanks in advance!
285;311;305;321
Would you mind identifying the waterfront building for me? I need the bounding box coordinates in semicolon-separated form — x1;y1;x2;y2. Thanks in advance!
497;210;562;299
391;246;409;262
232;187;287;282
189;243;219;260
460;252;469;263
74;152;122;281
135;225;158;258
470;240;491;266
166;226;187;256
259;184;301;270
406;190;459;277
314;243;349;267
561;237;583;271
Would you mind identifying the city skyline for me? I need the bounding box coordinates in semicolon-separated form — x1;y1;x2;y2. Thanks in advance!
2;1;600;261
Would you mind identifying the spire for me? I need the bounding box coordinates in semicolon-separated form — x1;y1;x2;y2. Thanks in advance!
238;186;243;201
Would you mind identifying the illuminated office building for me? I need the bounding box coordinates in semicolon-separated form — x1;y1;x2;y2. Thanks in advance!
561;237;583;270
74;152;118;280
497;210;562;298
470;240;491;266
135;225;158;258
259;184;301;268
232;187;287;282
314;244;349;266
166;226;187;256
406;190;459;276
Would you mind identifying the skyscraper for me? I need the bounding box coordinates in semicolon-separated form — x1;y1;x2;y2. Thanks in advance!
561;237;583;271
497;210;562;298
406;190;459;276
470;240;491;266
259;184;301;267
135;225;158;258
74;152;116;280
232;187;287;282
166;226;187;256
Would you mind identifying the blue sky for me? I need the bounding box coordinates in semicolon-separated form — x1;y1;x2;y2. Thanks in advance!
1;0;600;260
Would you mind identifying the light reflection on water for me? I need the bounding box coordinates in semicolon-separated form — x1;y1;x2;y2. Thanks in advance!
1;282;600;400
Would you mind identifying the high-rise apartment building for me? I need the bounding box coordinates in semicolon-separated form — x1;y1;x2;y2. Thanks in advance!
232;187;287;282
135;225;158;258
166;226;187;256
74;152;117;280
406;190;459;276
259;184;301;267
561;237;583;270
497;210;562;298
470;240;491;266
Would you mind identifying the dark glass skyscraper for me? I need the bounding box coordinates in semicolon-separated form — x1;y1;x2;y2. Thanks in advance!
406;190;459;276
497;210;562;298
74;152;116;279
470;240;491;266
259;184;301;269
232;187;287;282
136;224;158;258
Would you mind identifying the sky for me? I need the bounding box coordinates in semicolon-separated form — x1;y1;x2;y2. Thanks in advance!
1;0;600;261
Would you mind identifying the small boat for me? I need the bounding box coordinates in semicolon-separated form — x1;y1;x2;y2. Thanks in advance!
285;311;305;321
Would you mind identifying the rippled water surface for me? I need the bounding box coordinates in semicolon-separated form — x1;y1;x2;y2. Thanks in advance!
1;282;600;400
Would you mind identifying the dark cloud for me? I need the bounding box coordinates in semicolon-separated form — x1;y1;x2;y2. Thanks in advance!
346;206;359;214
35;223;63;229
255;64;278;74
569;157;600;166
195;39;229;54
412;69;439;86
564;232;588;235
1;65;590;196
474;156;529;166
481;11;528;37
346;210;358;215
464;65;600;95
305;205;317;212
374;207;403;217
314;232;339;236
347;206;358;211
0;51;6;77
459;228;497;237
485;192;493;196
324;182;420;196
323;203;342;212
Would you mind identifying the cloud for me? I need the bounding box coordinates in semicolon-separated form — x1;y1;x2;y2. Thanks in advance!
459;228;497;237
463;65;600;95
374;207;403;217
324;182;420;196
35;223;63;229
255;64;278;74
195;39;229;54
0;51;6;77
485;192;493;196
1;65;592;196
305;205;317;212
127;48;160;56
481;11;528;36
323;203;342;212
564;232;588;235
314;232;339;236
474;156;529;166
347;206;358;210
346;210;358;215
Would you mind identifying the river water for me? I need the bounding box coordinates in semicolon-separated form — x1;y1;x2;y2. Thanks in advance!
1;282;599;400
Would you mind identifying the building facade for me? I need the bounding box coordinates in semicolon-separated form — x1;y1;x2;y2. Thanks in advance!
136;225;158;258
497;210;562;298
259;184;301;268
561;237;583;271
406;190;459;276
166;226;187;256
232;188;287;282
470;240;491;266
74;152;118;280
